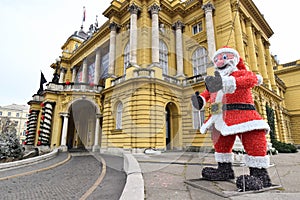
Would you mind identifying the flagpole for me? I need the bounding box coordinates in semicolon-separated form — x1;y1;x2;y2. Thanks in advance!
82;6;86;29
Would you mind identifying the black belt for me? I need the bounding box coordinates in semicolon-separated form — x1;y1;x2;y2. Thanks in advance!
223;104;256;111
211;103;255;114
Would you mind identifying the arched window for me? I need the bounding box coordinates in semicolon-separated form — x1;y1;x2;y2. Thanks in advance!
192;47;208;76
116;102;123;129
124;43;130;74
159;40;168;74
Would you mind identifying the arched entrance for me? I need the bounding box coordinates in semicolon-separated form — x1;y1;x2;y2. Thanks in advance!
165;102;180;150
66;100;98;150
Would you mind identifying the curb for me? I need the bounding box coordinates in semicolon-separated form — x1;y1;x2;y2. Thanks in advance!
0;148;59;170
119;153;144;200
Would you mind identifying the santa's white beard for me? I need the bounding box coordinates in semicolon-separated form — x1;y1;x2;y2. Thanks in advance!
216;59;238;76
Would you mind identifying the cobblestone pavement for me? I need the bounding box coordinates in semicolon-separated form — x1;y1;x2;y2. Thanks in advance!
0;152;126;200
0;152;69;180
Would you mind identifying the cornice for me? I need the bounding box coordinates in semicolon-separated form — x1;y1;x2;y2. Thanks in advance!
68;21;110;65
240;0;273;38
275;65;300;75
160;0;202;18
253;85;283;102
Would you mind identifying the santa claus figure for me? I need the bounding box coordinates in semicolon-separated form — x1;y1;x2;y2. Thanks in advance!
192;46;272;191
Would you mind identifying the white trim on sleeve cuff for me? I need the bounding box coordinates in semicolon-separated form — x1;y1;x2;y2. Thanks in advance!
222;76;236;94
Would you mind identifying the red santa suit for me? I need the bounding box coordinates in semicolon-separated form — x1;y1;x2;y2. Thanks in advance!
198;48;270;169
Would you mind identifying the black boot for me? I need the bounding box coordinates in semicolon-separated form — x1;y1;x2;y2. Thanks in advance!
202;162;235;181
236;167;272;191
250;167;272;188
236;174;263;191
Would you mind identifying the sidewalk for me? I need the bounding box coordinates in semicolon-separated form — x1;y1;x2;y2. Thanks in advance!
134;151;300;200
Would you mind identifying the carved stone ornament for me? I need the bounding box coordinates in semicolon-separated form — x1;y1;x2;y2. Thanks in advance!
172;20;185;30
149;3;161;15
128;3;140;15
202;3;215;12
109;22;120;31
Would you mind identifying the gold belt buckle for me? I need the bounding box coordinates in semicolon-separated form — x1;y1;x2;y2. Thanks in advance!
211;102;223;115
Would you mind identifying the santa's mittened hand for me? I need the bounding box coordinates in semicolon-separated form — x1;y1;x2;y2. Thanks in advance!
205;71;223;93
191;92;203;110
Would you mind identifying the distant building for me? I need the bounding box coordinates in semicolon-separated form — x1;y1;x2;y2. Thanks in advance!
25;0;298;152
274;60;300;144
0;104;29;143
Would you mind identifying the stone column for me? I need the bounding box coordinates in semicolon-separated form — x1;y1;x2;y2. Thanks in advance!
59;68;67;84
81;58;88;83
256;31;270;87
108;23;118;76
265;45;278;92
149;3;161;66
278;106;288;142
92;114;101;152
94;48;101;85
173;20;185;77
245;18;258;73
128;3;140;65
71;67;77;82
232;2;245;60
202;3;216;61
60;113;69;152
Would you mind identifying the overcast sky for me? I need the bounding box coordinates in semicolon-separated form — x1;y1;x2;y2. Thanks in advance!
0;0;299;106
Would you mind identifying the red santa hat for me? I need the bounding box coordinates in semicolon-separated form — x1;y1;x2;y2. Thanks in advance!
236;57;247;70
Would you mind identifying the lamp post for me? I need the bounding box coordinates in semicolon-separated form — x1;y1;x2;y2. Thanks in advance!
52;57;61;83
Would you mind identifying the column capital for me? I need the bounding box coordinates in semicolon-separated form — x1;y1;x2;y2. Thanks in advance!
202;3;215;12
109;22;120;32
231;1;240;12
95;46;101;54
71;66;79;72
245;17;253;27
172;20;185;30
148;3;161;15
60;112;69;118
128;3;140;15
60;67;67;72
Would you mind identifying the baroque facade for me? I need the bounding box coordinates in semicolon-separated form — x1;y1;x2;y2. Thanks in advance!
25;0;296;152
274;60;300;145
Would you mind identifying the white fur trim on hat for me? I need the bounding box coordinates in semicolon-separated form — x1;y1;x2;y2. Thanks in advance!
215;152;234;163
213;47;240;61
244;155;270;168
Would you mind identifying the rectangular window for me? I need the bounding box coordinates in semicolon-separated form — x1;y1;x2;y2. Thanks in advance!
16;113;20;117
8;112;11;116
192;109;205;129
192;22;202;35
0;111;2;116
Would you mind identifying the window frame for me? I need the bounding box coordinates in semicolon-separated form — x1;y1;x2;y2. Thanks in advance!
192;22;203;35
192;107;205;129
116;102;123;130
192;47;208;76
124;43;130;74
159;40;168;75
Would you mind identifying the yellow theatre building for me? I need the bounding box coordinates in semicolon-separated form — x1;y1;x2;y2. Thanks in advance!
25;0;299;153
